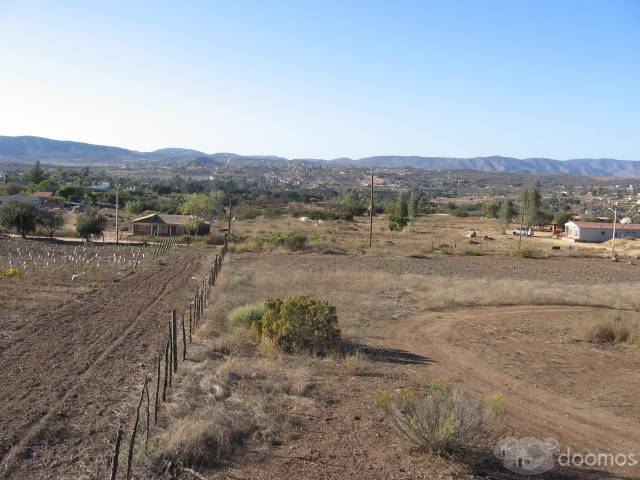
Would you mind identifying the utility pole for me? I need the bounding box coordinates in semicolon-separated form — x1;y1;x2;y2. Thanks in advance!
608;206;618;260
115;177;120;244
227;199;232;237
369;171;374;247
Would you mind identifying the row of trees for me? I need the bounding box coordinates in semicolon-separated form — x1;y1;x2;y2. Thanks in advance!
482;186;574;229
0;201;107;241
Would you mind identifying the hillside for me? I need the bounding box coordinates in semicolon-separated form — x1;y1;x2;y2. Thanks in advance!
0;135;639;177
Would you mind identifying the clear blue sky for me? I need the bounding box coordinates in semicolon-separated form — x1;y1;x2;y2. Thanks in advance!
0;0;638;159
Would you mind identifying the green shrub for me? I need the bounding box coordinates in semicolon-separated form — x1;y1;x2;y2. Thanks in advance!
0;266;20;278
229;303;265;327
256;233;284;246
377;385;501;454
284;233;307;251
253;295;340;353
484;392;506;414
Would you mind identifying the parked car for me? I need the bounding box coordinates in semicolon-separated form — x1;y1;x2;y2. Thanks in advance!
513;228;534;236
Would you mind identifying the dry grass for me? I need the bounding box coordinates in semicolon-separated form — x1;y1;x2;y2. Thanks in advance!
584;312;640;344
342;350;371;376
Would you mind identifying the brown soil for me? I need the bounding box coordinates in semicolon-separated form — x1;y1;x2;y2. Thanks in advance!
0;246;215;479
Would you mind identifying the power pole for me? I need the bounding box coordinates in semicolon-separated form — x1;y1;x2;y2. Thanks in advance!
369;171;374;247
115;177;120;244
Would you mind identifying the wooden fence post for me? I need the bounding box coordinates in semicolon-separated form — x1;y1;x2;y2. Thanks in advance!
109;421;123;480
189;303;193;343
163;338;169;401
172;310;178;373
126;374;148;480
154;354;160;424
181;313;187;360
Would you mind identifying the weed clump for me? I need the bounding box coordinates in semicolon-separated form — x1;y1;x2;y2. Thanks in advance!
228;303;265;327
586;313;640;344
377;383;501;454
253;295;340;353
0;266;20;278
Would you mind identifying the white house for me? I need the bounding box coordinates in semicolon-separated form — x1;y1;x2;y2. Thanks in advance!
564;221;640;242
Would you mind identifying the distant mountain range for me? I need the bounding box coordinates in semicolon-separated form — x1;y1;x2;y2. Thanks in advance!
1;135;639;177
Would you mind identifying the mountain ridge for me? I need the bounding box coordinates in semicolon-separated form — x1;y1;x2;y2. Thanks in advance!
0;135;638;177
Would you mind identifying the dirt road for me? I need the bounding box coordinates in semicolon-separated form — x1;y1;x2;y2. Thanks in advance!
0;248;213;478
376;305;640;477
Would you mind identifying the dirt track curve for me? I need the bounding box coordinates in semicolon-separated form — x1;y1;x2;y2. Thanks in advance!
376;305;640;477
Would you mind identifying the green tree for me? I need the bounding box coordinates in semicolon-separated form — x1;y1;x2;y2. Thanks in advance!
407;192;418;223
76;209;107;241
179;191;225;220
498;199;516;229
395;191;408;218
184;217;210;236
482;201;500;218
38;209;64;240
520;186;541;227
25;161;48;184
35;179;59;193
125;199;144;214
0;201;40;238
552;212;573;226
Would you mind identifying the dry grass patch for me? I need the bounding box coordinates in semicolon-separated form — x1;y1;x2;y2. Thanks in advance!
584;312;640;345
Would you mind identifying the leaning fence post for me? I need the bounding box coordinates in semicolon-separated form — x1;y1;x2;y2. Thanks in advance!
163;338;169;400
154;354;161;424
181;313;187;360
126;374;148;480
172;310;178;373
109;420;123;480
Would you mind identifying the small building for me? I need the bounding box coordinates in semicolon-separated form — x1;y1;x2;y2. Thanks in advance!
564;221;640;242
0;193;41;208
129;213;208;236
33;192;64;209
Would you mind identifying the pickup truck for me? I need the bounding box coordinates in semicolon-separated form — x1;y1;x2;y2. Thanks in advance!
513;228;534;236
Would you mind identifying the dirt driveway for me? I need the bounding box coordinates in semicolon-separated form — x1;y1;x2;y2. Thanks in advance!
376;305;640;478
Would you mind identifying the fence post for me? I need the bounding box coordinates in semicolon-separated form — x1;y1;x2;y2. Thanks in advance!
163;339;169;400
172;310;178;373
189;303;193;343
126;374;148;480
109;421;123;480
154;354;161;424
181;313;187;360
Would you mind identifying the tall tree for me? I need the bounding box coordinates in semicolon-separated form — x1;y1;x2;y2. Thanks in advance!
521;186;541;227
0;201;39;238
395;191;408;218
25;161;48;184
482;201;500;218
499;199;516;229
179;191;225;220
407;192;418;223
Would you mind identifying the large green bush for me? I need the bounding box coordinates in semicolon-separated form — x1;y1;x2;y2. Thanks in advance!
253;296;340;353
284;233;307;251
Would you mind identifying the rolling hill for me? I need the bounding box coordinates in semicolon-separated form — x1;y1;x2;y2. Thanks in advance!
1;135;638;177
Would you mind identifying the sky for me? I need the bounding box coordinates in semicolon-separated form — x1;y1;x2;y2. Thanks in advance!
0;0;639;160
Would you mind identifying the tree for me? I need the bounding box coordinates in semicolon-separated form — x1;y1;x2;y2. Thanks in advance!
482;201;500;218
35;179;59;193
25;161;48;184
395;191;408;218
0;201;40;238
38;209;64;241
520;186;541;227
185;218;210;236
499;199;516;229
179;191;225;220
56;185;85;202
76;209;107;241
125;199;144;214
553;210;572;226
407;192;418;223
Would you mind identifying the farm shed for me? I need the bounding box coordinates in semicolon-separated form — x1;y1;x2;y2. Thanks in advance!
129;213;207;236
564;221;640;242
33;191;64;209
